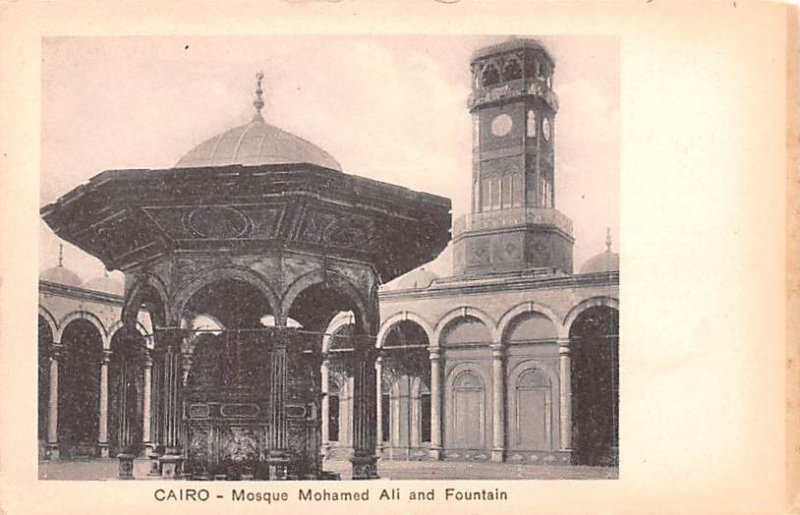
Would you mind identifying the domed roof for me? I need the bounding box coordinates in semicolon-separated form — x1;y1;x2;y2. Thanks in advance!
175;118;342;171
41;265;82;288
580;250;619;274
174;73;341;171
397;267;438;289
580;229;619;274
84;274;124;295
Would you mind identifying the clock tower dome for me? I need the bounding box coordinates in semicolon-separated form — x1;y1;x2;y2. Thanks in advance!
453;38;574;275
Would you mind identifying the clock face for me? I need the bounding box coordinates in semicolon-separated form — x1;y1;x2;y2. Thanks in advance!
490;114;513;137
542;117;551;141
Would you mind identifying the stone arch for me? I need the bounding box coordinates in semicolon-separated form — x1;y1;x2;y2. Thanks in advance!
57;310;109;347
561;296;620;339
171;266;280;327
376;311;434;349
39;305;58;340
281;270;373;335
322;312;357;353
122;274;170;329
432;306;496;347
497;302;562;343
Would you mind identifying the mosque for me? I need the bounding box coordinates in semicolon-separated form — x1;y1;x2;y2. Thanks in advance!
38;38;619;479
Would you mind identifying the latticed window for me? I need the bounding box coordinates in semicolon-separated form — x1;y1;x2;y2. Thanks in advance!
482;63;500;87
503;58;522;81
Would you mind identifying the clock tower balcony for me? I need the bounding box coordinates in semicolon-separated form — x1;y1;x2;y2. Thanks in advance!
452;207;574;276
468;78;559;112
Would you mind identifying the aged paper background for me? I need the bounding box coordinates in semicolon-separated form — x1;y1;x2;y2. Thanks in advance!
0;1;794;514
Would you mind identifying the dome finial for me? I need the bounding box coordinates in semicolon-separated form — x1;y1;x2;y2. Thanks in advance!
58;243;64;267
605;227;612;253
253;71;265;122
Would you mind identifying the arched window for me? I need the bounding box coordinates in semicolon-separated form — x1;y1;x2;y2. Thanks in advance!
512;174;524;207
527;110;537;138
38;316;53;446
482;63;500;87
503;58;522;81
513;368;552;450
450;370;485;448
501;174;512;208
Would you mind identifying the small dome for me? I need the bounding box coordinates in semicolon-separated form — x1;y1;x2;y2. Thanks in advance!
84;274;124;295
174;118;342;171
580;250;619;274
41;266;82;288
397;267;438;289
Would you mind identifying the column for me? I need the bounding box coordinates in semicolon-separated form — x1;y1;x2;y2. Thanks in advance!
374;353;383;455
349;338;378;479
142;349;153;454
46;343;63;460
155;328;184;478
490;343;505;463
267;331;289;479
558;338;572;452
428;347;442;460
320;355;330;458
98;350;111;458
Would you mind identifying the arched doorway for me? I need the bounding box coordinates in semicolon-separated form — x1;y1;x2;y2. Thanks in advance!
569;305;619;466
179;278;276;479
59;319;103;458
381;320;431;460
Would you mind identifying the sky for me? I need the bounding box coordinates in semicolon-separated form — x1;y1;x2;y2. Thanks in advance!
39;35;619;284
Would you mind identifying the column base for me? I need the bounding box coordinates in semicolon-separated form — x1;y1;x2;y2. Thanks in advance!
267;451;291;480
117;453;136;480
159;454;184;479
350;453;379;480
99;443;110;458
147;453;162;476
491;448;505;463
428;446;442;461
143;442;155;455
46;443;60;460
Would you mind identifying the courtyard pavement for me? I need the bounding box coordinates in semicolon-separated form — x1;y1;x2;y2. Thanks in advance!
39;458;617;481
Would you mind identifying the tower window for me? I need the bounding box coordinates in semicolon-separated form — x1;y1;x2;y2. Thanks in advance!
482;64;500;87
501;175;512;208
527;110;537;138
503;58;522;81
491;177;501;210
512;175;523;207
481;179;491;212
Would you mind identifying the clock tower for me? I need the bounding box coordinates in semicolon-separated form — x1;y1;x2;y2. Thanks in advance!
453;38;574;275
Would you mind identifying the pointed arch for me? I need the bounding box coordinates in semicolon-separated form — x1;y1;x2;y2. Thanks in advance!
170;266;280;326
281;269;373;334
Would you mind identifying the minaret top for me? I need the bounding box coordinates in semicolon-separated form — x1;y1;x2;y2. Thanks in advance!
58;243;64;267
252;71;265;122
606;227;612;252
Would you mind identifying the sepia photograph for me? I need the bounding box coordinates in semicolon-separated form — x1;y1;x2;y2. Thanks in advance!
36;35;619;481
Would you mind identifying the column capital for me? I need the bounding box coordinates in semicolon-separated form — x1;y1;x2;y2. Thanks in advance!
50;343;65;359
101;349;113;363
428;346;442;360
557;338;571;354
490;342;505;357
143;348;153;367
